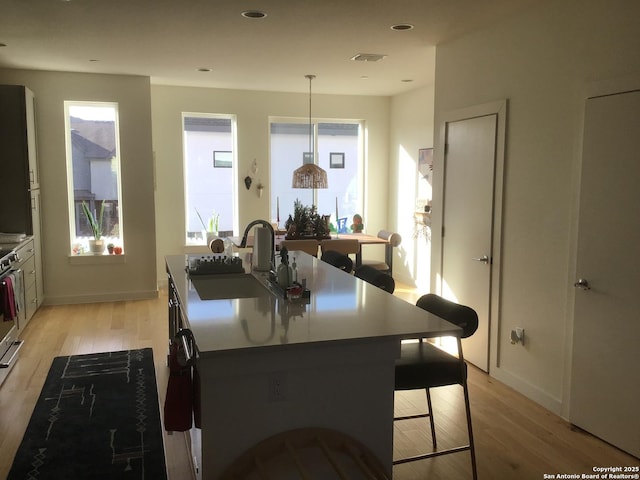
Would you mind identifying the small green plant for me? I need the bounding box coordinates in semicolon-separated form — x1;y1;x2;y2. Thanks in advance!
81;201;105;240
196;209;220;232
208;211;220;233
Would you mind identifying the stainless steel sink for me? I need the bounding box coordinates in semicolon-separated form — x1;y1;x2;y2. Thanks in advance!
191;273;267;300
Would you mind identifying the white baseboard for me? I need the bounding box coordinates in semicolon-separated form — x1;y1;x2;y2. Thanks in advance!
491;366;563;416
43;289;158;305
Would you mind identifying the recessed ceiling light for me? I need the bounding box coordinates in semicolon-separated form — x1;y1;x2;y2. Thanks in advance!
197;68;212;72
241;10;267;19
391;23;414;31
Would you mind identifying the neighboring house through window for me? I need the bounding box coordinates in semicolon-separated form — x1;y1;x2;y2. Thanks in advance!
64;102;123;255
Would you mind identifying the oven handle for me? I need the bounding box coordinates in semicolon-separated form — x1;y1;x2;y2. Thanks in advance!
175;328;195;365
180;331;194;364
0;340;24;368
1;267;23;284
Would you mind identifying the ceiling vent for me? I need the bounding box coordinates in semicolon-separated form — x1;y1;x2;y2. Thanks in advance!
350;53;387;62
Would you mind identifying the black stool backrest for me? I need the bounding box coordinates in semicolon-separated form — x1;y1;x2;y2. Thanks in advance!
415;294;478;338
354;265;395;293
320;250;354;273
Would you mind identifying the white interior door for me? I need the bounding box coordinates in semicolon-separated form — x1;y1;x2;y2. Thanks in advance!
569;89;640;458
441;114;497;372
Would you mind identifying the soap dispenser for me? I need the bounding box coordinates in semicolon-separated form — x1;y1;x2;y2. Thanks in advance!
277;247;293;288
291;256;298;283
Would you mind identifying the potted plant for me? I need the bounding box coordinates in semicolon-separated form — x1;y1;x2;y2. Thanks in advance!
208;211;220;236
196;209;220;243
82;200;105;254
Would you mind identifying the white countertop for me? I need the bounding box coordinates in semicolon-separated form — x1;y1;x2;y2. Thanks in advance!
166;252;461;356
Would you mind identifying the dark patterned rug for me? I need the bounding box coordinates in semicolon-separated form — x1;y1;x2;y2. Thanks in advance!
8;348;167;480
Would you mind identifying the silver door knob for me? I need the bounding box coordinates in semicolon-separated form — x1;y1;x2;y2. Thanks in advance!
472;255;490;264
574;278;591;290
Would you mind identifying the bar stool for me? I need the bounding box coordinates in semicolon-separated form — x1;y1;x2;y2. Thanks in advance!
354;265;395;293
393;293;479;479
320;250;354;273
320;239;360;273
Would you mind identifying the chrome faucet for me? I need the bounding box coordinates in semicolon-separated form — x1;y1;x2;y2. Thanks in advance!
239;219;275;269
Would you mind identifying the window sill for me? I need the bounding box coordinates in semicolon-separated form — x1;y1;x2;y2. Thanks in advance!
68;254;126;265
183;244;213;254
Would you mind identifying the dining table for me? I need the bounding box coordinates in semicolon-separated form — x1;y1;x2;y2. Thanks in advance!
227;231;389;267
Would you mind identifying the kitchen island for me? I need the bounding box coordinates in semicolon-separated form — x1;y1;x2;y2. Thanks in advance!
165;252;461;479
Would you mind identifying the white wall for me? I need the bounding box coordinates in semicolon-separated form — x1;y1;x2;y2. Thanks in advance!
151;85;390;286
430;0;640;415
388;85;435;291
0;69;157;303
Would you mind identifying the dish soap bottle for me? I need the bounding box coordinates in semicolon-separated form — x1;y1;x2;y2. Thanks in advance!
277;247;293;288
291;256;298;283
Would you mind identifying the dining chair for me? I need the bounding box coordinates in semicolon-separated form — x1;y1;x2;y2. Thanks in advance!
280;239;319;257
320;238;360;256
354;265;395;293
361;230;402;275
393;293;478;479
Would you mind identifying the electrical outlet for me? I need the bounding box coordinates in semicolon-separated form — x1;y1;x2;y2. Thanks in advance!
510;327;525;345
268;372;287;402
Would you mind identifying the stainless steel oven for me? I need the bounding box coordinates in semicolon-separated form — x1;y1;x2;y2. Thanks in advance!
0;247;25;387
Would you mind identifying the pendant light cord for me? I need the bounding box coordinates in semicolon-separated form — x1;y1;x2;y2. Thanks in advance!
306;74;315;163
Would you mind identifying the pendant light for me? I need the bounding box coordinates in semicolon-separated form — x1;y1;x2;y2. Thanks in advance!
292;74;328;189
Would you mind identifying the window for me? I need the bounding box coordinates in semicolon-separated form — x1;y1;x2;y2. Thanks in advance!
64;102;123;255
183;114;237;244
270;120;363;232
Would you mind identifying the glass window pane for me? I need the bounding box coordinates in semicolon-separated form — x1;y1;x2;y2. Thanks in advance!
65;103;123;255
270;122;313;226
317;122;361;231
183;114;236;244
270;120;362;233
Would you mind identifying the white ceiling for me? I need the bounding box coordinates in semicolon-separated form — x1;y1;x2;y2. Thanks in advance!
0;0;537;96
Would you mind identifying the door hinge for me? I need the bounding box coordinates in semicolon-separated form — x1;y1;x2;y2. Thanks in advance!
441;226;445;237
444;143;449;155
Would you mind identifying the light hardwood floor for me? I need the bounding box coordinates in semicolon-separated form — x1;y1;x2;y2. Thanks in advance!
0;288;637;479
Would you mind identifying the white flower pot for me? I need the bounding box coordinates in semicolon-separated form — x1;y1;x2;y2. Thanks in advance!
89;239;105;255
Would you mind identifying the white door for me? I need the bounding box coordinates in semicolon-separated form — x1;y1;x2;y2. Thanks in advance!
569;90;640;458
441;113;497;372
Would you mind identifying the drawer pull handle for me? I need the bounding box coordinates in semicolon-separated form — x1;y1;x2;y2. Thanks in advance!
0;341;24;368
